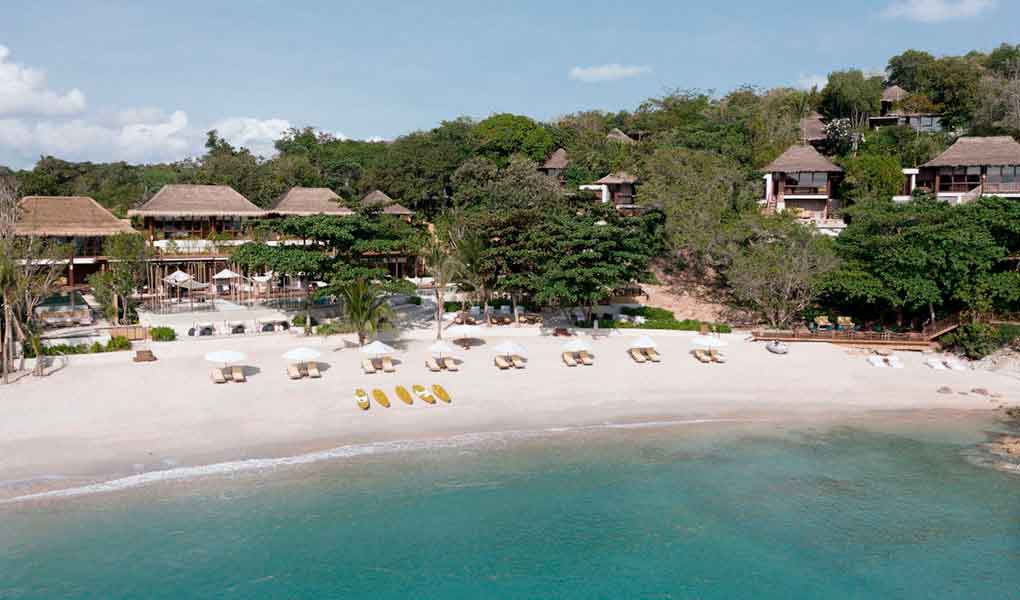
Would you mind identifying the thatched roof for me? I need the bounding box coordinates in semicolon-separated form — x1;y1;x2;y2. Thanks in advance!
764;144;843;173
922;136;1020;168
16;196;136;237
542;148;569;169
270;187;352;216
799;113;826;142
595;172;638;185
361;190;413;216
882;85;909;103
128;184;264;217
606;128;636;144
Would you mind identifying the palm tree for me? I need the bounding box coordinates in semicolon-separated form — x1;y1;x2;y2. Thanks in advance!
337;278;394;346
425;241;462;340
454;234;490;319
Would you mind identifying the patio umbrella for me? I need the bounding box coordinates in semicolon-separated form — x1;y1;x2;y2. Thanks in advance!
360;340;395;356
690;335;728;349
627;335;657;350
212;269;242;280
163;270;191;284
282;347;322;362
204;350;247;365
428;340;456;357
492;341;526;357
562;339;592;353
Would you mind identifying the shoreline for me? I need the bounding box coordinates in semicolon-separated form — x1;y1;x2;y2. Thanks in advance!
3;330;1019;502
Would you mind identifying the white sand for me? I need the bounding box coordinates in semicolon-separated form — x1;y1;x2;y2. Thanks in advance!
1;328;1016;499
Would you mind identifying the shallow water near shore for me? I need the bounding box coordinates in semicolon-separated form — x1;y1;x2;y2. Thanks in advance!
2;414;1018;598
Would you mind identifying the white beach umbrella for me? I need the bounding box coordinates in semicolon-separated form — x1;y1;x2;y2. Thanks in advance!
690;335;728;349
562;339;592;353
428;340;456;357
163;269;192;284
492;341;526;357
360;340;395;356
204;350;247;365
628;335;657;350
446;324;481;339
212;268;242;280
282;347;322;362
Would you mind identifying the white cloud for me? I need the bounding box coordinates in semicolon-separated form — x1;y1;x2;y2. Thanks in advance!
210;116;292;158
796;73;828;90
882;0;996;23
0;45;86;116
568;63;652;83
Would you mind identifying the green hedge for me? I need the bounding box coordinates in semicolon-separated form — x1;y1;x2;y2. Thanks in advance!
581;307;732;333
25;335;132;358
150;326;177;342
405;295;423;306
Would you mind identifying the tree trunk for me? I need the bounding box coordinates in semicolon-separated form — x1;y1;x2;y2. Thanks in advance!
435;288;444;340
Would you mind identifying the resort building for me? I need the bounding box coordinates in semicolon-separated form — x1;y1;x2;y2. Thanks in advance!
761;144;845;236
800;113;827;149
360;190;414;222
579;172;643;214
606;128;637;144
869;85;942;133
895;136;1020;203
539;148;570;182
14;195;136;286
268;187;353;217
128;184;266;241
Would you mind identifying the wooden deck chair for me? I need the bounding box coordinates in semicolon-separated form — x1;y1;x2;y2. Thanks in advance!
306;362;321;378
442;357;459;372
562;352;578;367
578;351;594;366
362;359;377;374
425;357;442;372
644;348;662;363
628;348;647;363
287;364;303;380
511;355;526;369
210;368;228;384
231;366;246;382
381;356;396;373
494;355;512;370
693;349;712;363
709;350;726;364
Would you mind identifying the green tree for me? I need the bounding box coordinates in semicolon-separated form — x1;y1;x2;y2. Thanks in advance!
90;233;149;324
839;153;904;202
818;70;883;122
423;240;461;340
337;278;394;346
471;113;554;165
917;57;983;130
886;49;936;91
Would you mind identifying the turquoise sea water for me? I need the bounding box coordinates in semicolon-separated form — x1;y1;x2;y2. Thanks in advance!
2;417;1018;598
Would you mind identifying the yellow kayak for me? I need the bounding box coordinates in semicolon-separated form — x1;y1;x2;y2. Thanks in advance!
432;384;451;404
354;388;370;410
412;384;436;404
395;386;413;405
372;388;391;408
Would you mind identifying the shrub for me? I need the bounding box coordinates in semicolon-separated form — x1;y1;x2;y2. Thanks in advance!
292;314;318;327
106;336;132;352
940;324;999;359
620;306;676;321
316;321;352;336
405;295;423;306
443;301;462;313
150;326;177;342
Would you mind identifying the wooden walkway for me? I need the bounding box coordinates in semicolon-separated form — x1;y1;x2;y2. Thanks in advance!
751;315;961;350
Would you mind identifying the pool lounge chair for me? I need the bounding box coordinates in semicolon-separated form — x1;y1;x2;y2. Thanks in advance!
362;359;377;374
511;355;526;369
381;357;396;373
442;357;459;372
494;355;512;370
287;364;303;380
425;357;442;372
231;366;246;382
628;348;647;363
562;352;578;367
211;368;228;384
307;362;321;378
644;348;662;363
578;351;594;366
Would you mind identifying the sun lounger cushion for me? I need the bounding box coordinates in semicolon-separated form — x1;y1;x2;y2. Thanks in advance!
562;352;578;367
362;359;377;374
578;351;594;366
443;357;459;372
231;366;246;382
511;356;526;369
382;357;396;373
628;348;647;363
494;355;511;370
426;357;442;372
210;368;227;384
287;364;303;379
307;362;321;378
644;349;661;363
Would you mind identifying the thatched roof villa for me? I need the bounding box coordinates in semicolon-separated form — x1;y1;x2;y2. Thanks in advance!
269;187;353;216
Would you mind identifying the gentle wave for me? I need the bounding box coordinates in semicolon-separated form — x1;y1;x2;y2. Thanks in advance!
2;418;748;503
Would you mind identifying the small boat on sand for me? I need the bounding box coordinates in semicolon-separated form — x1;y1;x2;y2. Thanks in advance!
766;341;789;355
355;388;370;410
372;388;391;408
432;384;452;404
413;384;436;404
395;386;413;405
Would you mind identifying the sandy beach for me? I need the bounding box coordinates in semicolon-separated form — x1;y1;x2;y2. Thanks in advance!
1;328;1017;500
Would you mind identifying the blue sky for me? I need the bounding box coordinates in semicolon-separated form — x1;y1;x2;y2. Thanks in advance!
0;0;1017;167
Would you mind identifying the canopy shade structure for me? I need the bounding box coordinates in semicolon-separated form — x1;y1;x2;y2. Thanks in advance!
627;335;657;350
171;279;210;291
360;341;395;356
204;350;247;364
492;341;526;356
428;340;456;356
282;347;322;362
562;339;592;353
690;335;728;349
212;269;243;280
163;270;192;284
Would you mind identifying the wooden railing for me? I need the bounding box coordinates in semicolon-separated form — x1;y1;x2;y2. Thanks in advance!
783;186;827;196
983;182;1020;194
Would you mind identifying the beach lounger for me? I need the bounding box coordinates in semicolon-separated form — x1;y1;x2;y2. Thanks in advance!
412;384;436;404
885;356;904;369
944;359;967;371
355;388;370;410
578;351;594;366
426;357;443;372
494;355;512;370
442;357;459;372
133;350;157;363
709;350;726;364
372;388;391;408
692;349;712;364
307;362;321;378
395;386;414;405
562;352;578;367
210;368;228;384
925;358;948;371
382;357;396;373
287;364;304;379
628;348;647;363
362;359;377;374
644;348;662;363
231;366;246;382
511;355;526;369
432;384;452;404
867;355;887;368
